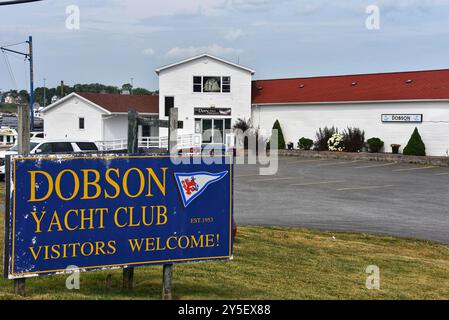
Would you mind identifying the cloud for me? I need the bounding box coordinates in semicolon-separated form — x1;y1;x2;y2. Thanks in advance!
224;29;244;41
166;44;243;58
96;0;224;19
219;0;282;13
142;48;156;56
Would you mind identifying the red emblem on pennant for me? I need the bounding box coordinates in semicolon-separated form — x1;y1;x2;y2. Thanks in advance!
181;177;199;195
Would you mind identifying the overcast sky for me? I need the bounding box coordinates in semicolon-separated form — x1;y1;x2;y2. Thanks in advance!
1;0;449;92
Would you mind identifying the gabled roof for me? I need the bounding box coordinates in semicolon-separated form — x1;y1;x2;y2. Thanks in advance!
155;54;255;75
42;92;159;115
252;69;449;105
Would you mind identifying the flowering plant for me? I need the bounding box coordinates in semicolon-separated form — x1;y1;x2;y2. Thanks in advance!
328;133;345;151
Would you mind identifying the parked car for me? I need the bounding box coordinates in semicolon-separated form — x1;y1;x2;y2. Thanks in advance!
30;131;45;140
0;140;99;180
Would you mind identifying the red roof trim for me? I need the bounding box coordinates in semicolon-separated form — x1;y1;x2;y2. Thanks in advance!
252;69;449;104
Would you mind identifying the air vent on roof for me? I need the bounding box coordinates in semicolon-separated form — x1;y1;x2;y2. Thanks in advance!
351;82;358;87
405;79;413;84
299;84;305;88
257;86;263;90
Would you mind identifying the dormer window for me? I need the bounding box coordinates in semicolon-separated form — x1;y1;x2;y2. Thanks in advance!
193;76;231;93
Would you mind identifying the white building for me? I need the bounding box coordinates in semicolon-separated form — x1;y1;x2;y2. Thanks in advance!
41;54;449;156
252;69;449;156
42;92;159;148
156;54;254;145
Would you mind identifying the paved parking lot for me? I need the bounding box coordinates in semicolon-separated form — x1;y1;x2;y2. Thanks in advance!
235;157;449;243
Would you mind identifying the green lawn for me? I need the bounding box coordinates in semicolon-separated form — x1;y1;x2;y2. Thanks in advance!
0;103;17;114
0;182;449;300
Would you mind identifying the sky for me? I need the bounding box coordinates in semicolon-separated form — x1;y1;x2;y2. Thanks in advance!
1;0;449;92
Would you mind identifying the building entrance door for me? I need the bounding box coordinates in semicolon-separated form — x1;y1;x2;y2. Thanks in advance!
199;118;231;144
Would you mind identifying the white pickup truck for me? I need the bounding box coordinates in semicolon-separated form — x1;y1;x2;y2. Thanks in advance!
0;140;99;180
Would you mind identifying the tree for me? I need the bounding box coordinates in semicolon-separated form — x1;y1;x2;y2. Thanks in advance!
403;127;426;156
133;88;154;95
271;120;286;150
18;90;29;103
232;118;251;132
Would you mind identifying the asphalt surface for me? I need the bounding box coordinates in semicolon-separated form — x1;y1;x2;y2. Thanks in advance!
235;157;449;243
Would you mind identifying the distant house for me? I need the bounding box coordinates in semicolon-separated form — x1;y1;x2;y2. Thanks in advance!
41;92;159;143
4;95;14;104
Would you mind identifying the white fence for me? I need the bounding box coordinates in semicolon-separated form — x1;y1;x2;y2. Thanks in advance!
96;134;202;151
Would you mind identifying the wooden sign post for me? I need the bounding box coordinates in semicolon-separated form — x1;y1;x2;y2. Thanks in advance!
162;107;178;300
122;110;138;290
123;108;182;297
14;104;30;296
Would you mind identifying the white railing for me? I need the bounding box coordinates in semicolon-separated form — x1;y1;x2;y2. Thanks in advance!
96;134;202;151
96;139;127;151
153;134;202;150
138;136;161;149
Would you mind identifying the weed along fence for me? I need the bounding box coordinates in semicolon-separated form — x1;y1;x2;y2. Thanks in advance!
2;107;234;298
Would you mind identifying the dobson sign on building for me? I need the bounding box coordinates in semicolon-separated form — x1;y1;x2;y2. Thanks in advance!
4;154;233;279
381;114;423;123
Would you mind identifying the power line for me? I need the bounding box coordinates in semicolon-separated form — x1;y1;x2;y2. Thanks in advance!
0;41;27;48
1;50;17;89
0;0;43;6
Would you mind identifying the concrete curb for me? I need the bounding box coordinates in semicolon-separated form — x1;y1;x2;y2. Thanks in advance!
278;150;449;167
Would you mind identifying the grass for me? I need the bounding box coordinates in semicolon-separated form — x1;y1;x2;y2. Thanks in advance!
0;182;449;300
0;103;17;114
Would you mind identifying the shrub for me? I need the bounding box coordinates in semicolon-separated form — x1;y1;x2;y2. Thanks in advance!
403;127;426;156
343;127;365;152
298;137;313;150
328;133;345;151
367;138;384;153
271;120;286;150
314;126;338;151
232;118;251;132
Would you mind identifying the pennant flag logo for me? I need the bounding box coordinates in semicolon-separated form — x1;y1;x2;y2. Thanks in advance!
174;171;229;207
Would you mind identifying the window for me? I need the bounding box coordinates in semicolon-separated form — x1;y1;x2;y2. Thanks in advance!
193;76;202;92
76;142;98;151
142;125;151;137
38;143;52;153
193;76;231;93
165;97;174;117
222;77;231;93
203;77;221;92
49;142;74;153
79;117;85;130
225;118;231;130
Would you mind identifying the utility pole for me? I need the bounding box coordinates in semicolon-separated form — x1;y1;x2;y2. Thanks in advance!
0;36;35;130
131;78;134;95
28;36;34;130
43;78;46;107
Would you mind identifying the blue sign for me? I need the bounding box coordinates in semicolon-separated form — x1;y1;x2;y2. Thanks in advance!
5;154;234;278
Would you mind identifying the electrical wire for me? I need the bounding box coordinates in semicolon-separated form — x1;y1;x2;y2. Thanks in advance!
1;49;17;89
0;0;43;6
0;41;26;48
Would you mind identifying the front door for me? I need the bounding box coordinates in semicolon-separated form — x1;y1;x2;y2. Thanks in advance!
200;119;230;144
